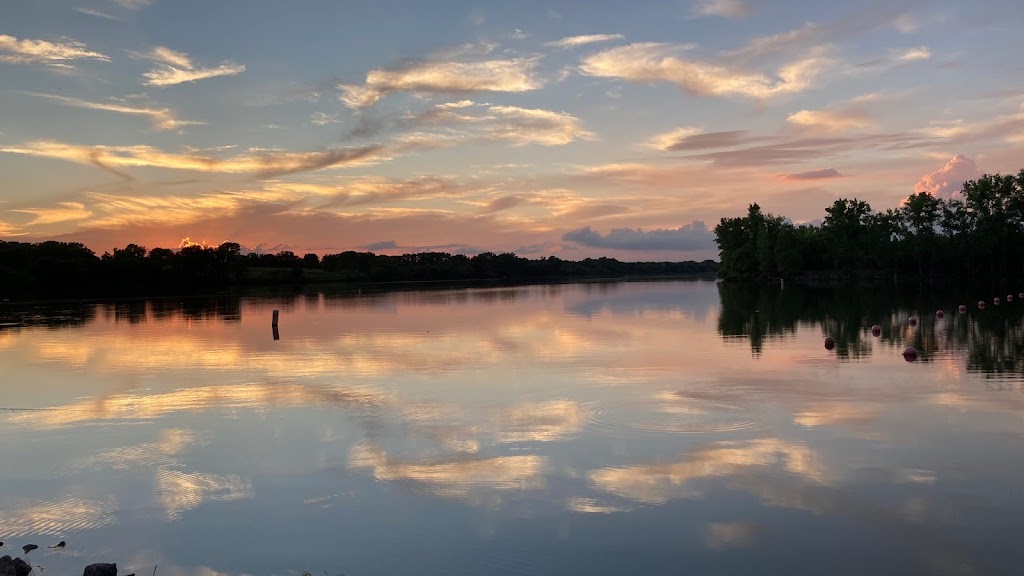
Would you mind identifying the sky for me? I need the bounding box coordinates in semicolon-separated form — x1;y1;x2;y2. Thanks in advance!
1;0;1023;261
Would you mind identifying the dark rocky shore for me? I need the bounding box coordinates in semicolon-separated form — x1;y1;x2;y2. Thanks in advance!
1;556;120;576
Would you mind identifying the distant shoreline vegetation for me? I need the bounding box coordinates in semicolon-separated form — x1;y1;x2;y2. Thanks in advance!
0;241;716;299
714;171;1024;283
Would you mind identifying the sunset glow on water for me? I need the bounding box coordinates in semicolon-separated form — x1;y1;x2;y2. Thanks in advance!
2;280;1024;575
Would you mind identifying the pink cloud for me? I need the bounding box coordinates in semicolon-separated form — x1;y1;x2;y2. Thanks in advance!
913;154;981;200
778;168;843;180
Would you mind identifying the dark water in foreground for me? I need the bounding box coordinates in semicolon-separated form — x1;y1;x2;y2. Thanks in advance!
1;280;1023;576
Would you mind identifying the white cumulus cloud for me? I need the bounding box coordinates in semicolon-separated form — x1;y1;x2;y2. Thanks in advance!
913;155;982;200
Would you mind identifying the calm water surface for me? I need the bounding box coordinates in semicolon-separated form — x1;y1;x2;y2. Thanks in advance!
2;280;1024;576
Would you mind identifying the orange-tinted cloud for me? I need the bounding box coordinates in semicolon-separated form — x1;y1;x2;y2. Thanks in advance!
134;46;246;87
339;58;543;108
0;140;384;177
0;34;109;68
580;43;830;100
23;92;205;131
913;154;980;200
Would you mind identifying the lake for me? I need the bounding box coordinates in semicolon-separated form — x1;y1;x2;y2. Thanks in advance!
2;279;1023;576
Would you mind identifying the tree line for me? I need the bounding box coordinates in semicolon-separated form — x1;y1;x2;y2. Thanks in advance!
714;170;1024;282
0;240;717;299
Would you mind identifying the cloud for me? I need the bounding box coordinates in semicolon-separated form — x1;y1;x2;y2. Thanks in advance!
111;0;152;8
589;439;827;504
0;140;385;178
659;130;766;151
479;195;527;214
895;46;931;61
396;101;594;147
0;34;110;68
644;126;703;151
779;168;844;180
579;43;830;100
706;522;760;550
544;34;625;49
562;222;714;251
922;105;1024;144
145;45;192;68
690;0;751;18
338;58;543;108
76;7;120;20
361;240;398;251
135;46;246;86
684;132;934;167
11;201;92;225
913;155;981;200
10;174;471;233
24;92;204;131
310;111;342;125
156;469;253;521
787;108;875;133
723;4;915;63
349;442;547;500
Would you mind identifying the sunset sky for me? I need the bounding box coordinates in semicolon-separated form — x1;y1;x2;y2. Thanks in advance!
2;0;1023;260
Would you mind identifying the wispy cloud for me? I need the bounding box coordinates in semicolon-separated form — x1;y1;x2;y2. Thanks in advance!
0;220;23;236
653;130;767;152
412;101;594;146
75;7;121;20
0;34;110;68
24;92;205;131
348;100;593;148
580;43;830;100
338;58;543;108
111;0;153;9
787;108;875;133
723;4;915;63
310;112;342;126
133;46;246;87
10;174;469;233
690;0;751;19
644;126;703;151
675;131;936;168
921;104;1024;143
778;168;844;180
895;46;931;62
10;201;93;225
0;140;385;178
544;34;625;49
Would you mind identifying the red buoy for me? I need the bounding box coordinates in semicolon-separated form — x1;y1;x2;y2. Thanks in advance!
908;316;918;326
994;297;1001;305
979;300;986;309
824;337;835;350
902;346;918;361
871;324;881;336
1018;292;1023;300
958;304;967;314
935;309;944;319
1008;295;1014;303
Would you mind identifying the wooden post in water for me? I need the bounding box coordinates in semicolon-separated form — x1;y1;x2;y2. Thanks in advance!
272;309;279;327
